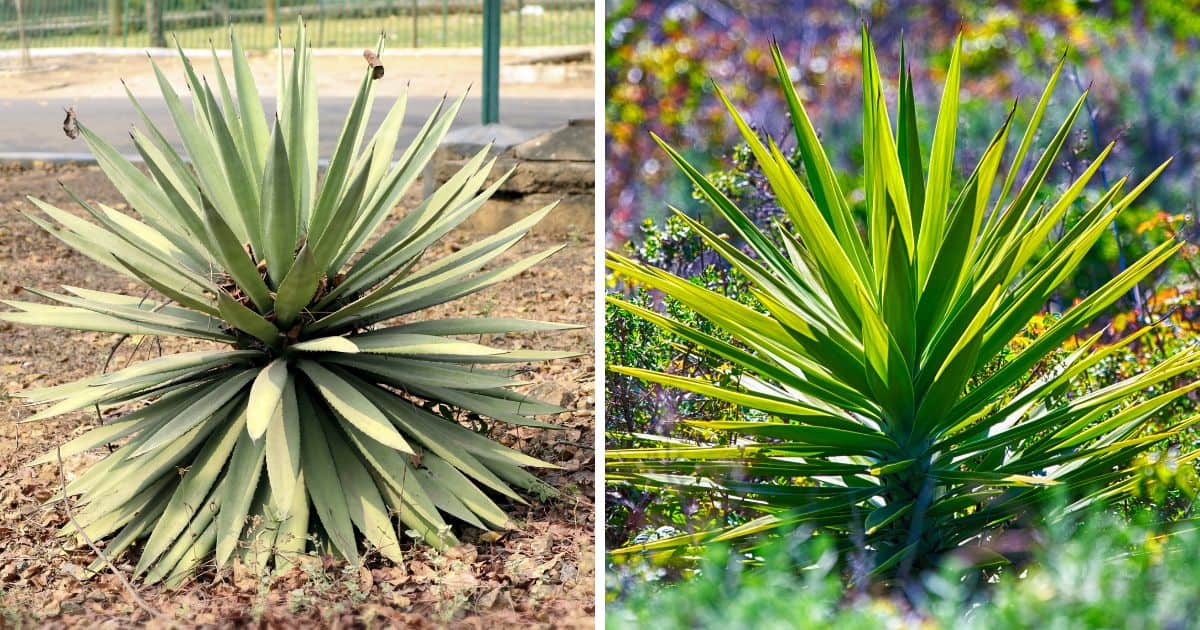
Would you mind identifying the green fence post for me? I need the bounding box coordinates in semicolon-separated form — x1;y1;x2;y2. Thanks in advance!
122;0;131;47
482;0;500;124
517;0;523;47
441;0;447;46
411;0;418;47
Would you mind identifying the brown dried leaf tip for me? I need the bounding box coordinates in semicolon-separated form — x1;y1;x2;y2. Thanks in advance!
62;106;78;140
363;49;384;80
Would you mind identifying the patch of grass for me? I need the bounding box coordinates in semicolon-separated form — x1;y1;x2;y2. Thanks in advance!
608;512;1200;629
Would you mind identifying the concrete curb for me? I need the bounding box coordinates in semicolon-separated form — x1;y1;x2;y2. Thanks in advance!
0;152;105;167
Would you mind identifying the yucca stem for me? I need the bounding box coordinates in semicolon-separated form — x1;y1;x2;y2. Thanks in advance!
877;453;940;568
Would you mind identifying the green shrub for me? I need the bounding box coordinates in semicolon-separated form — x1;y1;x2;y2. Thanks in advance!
2;23;572;586
608;512;1200;629
606;30;1200;578
605;216;755;549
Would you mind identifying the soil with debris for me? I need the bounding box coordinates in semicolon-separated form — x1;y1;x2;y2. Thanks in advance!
0;163;595;627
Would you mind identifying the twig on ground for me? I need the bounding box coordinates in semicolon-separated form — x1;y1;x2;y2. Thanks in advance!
55;446;163;620
94;333;130;427
552;439;594;449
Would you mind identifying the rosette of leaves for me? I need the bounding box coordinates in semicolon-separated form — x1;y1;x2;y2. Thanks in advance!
2;23;574;587
606;29;1200;578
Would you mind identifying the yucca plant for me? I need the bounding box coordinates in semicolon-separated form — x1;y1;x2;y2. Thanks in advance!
606;30;1200;578
2;22;575;588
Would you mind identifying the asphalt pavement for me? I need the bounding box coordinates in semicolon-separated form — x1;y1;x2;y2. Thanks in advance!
0;93;592;160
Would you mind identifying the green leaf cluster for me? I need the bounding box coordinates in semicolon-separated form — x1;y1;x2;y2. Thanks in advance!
606;30;1200;577
4;21;574;587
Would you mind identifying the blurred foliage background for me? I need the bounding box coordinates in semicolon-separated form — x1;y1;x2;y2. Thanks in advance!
604;1;1200;618
609;508;1200;628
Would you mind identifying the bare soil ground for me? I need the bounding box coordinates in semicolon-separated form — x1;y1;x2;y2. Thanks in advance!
0;163;595;627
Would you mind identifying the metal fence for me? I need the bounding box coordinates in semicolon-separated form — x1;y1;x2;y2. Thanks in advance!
0;0;592;49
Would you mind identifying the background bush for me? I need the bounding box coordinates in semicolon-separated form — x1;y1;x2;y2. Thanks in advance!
608;510;1200;629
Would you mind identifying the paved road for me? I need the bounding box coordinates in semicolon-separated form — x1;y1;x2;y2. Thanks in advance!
0;94;592;159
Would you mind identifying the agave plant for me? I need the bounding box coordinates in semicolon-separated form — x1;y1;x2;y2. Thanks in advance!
606;30;1200;577
2;23;574;587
